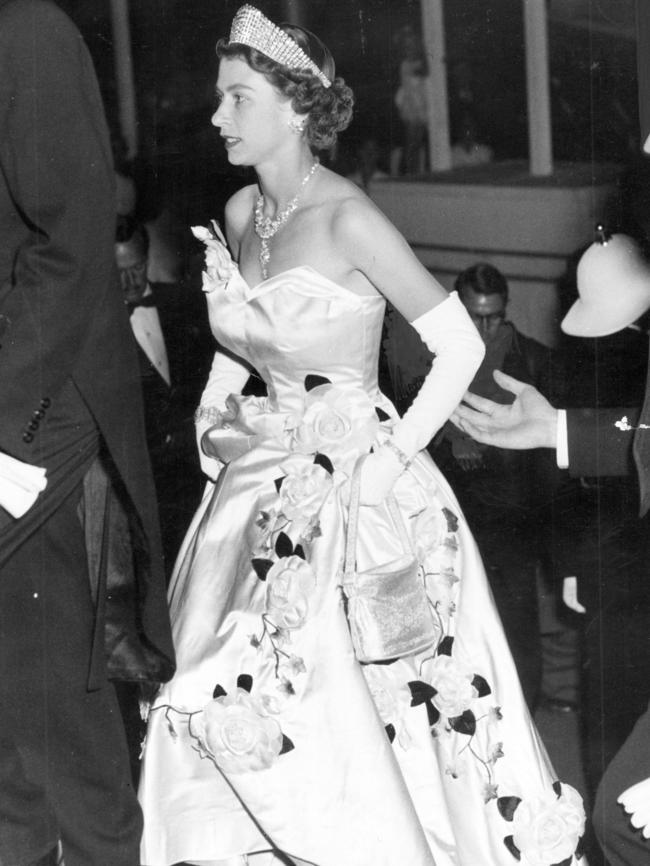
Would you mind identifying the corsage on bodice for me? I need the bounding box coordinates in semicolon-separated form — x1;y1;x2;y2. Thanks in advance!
192;222;392;421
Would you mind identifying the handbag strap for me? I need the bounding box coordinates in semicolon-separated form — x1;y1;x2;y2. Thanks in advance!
344;455;414;576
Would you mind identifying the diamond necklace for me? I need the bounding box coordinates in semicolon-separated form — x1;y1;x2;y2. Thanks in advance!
253;160;320;279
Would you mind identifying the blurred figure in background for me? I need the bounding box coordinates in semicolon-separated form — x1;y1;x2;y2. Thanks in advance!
115;216;205;577
450;110;494;168
432;263;561;710
111;128;138;219
346;137;389;191
392;24;428;175
116;218;171;393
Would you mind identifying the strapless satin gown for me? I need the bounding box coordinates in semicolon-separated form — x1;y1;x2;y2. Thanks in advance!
139;244;585;866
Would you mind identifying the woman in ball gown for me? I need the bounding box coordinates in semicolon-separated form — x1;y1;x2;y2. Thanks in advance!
138;6;586;866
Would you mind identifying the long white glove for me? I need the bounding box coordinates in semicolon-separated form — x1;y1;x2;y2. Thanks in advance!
360;292;484;504
618;777;650;838
195;349;251;480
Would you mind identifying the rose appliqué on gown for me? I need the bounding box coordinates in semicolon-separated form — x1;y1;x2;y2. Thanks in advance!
191;221;236;292
192;676;293;774
139;224;587;866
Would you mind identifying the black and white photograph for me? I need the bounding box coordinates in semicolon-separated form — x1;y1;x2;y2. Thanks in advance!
1;2;649;864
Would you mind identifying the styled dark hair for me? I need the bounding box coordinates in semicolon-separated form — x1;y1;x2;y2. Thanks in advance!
216;24;354;150
455;262;509;301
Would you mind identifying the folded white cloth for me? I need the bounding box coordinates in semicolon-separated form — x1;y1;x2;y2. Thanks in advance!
0;452;47;518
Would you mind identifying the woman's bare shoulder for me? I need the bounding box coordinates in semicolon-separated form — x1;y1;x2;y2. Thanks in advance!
317;169;377;225
319;167;366;198
224;184;258;245
318;171;391;238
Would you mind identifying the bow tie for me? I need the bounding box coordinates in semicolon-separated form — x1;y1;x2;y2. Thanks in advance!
126;294;157;314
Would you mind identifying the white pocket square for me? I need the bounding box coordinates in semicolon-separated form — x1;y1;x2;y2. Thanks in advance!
0;452;47;518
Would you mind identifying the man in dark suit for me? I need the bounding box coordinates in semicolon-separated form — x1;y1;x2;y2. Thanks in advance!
432;263;561;711
115;217;206;576
0;2;174;864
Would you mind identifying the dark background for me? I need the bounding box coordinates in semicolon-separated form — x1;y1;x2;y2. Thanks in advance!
57;0;639;170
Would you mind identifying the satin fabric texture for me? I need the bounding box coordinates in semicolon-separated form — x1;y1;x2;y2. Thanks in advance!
139;262;584;866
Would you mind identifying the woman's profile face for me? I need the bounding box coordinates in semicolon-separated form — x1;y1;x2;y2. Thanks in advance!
212;56;293;166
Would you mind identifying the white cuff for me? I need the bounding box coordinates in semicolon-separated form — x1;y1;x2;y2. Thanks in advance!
556;409;569;469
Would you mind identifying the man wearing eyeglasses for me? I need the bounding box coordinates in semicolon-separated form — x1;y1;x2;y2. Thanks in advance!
436;263;559;463
459;264;508;342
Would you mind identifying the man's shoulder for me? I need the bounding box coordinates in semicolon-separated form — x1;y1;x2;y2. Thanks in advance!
503;323;562;397
508;325;554;367
0;0;78;49
510;325;550;354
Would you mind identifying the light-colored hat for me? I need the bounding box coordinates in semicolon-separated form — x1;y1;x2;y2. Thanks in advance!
561;226;650;337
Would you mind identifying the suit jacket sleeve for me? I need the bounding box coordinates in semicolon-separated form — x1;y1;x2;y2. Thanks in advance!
0;1;116;447
566;406;639;478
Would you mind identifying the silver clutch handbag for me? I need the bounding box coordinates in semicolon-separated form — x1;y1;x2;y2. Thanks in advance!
341;457;439;664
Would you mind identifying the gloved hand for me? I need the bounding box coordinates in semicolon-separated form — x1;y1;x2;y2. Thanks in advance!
359;292;484;504
195;349;251;480
618;777;650;837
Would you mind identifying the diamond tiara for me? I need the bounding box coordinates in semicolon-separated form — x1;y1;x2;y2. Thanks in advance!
228;5;332;89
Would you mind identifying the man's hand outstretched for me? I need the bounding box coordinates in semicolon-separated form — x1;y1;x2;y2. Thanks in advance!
450;370;558;451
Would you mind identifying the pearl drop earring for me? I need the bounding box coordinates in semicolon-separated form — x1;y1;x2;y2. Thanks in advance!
288;116;306;134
